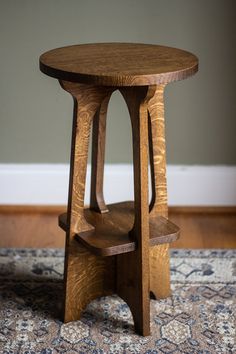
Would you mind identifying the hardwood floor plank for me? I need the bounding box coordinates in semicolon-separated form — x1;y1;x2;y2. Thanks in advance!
0;206;235;249
170;213;236;248
0;212;65;248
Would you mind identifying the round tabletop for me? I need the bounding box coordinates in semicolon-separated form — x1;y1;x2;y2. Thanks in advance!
40;43;198;87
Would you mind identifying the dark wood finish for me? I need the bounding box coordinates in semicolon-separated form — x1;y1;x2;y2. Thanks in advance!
61;238;115;323
59;81;113;235
59;202;179;256
40;43;198;86
148;85;167;218
117;86;151;335
147;84;171;299
39;43;199;336
90;92;113;213
59;81;115;324
0;207;235;249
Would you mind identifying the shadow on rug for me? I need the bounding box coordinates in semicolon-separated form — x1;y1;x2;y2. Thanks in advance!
0;249;235;353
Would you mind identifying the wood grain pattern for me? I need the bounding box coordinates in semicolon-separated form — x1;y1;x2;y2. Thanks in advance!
90;93;113;213
60;81;112;235
60;81;114;323
148;85;167;218
117;86;156;335
149;243;171;299
63;239;115;323
58;202;180;256
148;85;171;299
39;43;198;335
60;82;178;331
0;207;235;249
40;43;198;86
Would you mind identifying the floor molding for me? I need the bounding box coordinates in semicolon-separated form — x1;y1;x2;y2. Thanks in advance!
0;164;235;206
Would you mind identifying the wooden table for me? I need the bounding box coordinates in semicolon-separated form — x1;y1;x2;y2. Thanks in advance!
40;43;198;336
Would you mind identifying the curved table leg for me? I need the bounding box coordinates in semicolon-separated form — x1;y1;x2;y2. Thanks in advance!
148;84;171;299
60;81;115;322
90;92;113;213
117;86;156;336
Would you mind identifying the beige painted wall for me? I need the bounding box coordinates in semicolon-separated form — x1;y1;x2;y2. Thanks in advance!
0;0;235;164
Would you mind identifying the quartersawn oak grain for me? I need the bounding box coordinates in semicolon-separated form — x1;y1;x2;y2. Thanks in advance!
40;43;198;336
116;85;151;335
148;84;171;299
58;81;115;326
90;92;113;213
58;201;180;256
40;43;198;87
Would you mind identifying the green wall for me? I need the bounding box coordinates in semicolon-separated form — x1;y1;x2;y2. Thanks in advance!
0;0;235;164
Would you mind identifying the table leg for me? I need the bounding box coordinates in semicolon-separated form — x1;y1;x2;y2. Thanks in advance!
90;93;113;213
117;86;153;336
59;81;115;322
148;84;171;299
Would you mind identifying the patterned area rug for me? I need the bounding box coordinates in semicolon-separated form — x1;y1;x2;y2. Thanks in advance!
0;249;235;354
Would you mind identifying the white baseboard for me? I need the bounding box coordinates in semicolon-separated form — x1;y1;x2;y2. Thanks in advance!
0;164;235;206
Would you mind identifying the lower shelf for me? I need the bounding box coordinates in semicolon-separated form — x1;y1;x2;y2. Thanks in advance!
59;201;180;257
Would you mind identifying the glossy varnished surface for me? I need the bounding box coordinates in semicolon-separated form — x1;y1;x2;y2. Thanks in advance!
58;202;180;256
40;43;198;86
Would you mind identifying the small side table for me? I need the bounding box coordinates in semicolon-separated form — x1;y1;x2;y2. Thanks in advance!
40;43;198;336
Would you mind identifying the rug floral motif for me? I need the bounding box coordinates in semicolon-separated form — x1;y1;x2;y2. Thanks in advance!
0;249;235;353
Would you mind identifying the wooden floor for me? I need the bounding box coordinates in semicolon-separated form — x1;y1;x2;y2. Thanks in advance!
0;206;235;249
